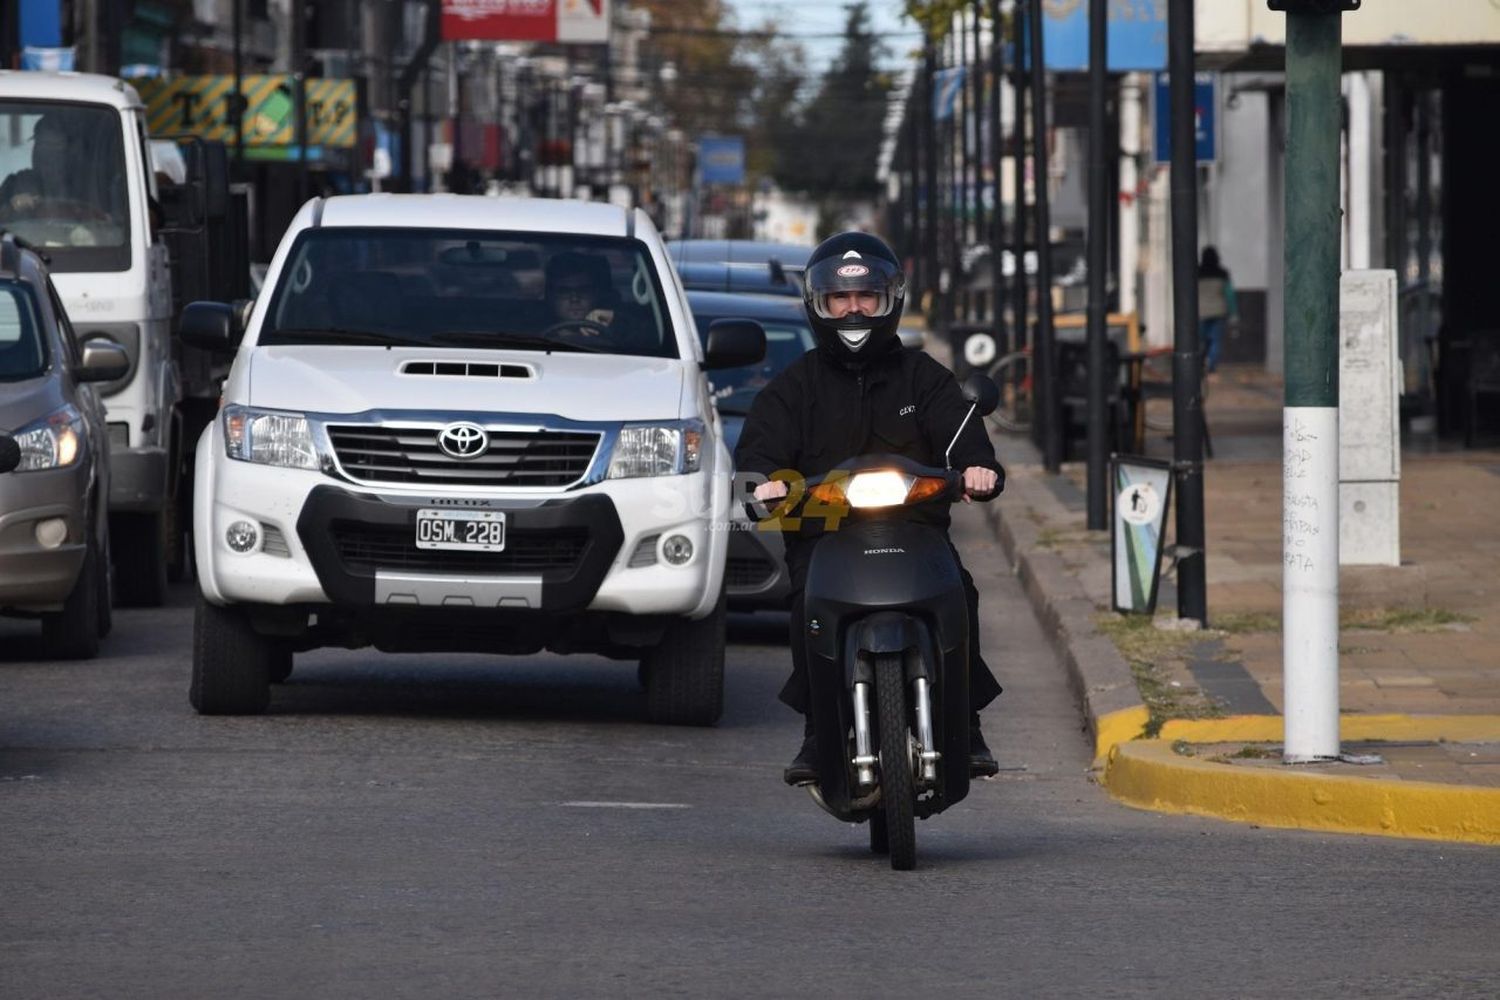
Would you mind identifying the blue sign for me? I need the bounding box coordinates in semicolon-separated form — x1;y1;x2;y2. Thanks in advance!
1153;72;1217;164
1039;0;1167;72
699;136;746;186
19;0;62;48
932;66;967;123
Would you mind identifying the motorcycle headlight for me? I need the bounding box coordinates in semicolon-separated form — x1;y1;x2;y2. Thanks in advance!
809;470;951;509
11;405;85;472
607;419;704;479
223;405;320;470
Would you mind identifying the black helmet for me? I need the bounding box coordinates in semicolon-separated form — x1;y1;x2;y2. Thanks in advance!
802;232;906;364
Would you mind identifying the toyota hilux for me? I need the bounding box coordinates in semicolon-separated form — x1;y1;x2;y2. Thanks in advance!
182;195;763;723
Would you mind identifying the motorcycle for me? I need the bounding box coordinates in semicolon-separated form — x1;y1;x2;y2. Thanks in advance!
755;375;1001;871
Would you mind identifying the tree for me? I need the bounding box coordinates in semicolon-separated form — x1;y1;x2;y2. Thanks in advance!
773;2;893;202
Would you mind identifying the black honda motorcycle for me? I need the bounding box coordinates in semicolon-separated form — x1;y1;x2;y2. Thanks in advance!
756;375;1000;871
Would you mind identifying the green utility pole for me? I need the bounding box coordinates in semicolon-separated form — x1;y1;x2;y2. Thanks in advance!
1269;0;1358;763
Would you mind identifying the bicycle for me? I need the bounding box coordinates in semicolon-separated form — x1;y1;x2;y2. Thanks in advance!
985;345;1034;433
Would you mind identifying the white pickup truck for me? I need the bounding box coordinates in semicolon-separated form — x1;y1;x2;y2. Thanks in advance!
182;194;763;724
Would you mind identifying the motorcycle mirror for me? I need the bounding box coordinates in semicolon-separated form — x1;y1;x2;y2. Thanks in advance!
960;373;1000;418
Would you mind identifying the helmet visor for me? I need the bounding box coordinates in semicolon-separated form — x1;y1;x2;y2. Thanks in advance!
804;254;905;321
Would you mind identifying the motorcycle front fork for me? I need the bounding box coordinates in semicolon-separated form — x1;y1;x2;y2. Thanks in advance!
852;677;940;790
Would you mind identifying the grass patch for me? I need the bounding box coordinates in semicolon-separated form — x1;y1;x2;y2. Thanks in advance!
1228;745;1276;760
1340;607;1475;632
1096;614;1226;737
1208;607;1474;636
1214;611;1280;635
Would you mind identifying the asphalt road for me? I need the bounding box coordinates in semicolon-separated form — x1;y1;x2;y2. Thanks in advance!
2;508;1497;998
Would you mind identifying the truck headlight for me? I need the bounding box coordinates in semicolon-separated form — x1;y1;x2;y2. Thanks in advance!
11;405;85;472
223;405;320;470
607;419;704;479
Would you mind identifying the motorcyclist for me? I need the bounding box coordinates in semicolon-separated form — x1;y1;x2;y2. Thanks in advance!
733;231;1005;786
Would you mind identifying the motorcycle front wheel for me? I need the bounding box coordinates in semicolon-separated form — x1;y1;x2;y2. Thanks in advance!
875;652;916;871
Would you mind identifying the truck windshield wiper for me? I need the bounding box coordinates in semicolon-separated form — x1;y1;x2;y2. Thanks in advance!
262;327;430;348
426;331;612;354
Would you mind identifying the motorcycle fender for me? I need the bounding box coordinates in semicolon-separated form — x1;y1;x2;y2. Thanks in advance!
845;612;935;691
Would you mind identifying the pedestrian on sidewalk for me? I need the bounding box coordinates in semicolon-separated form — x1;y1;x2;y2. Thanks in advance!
1198;246;1239;377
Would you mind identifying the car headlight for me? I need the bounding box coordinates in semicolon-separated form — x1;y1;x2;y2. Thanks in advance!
223;405;320;470
11;405;85;472
607;419;704;479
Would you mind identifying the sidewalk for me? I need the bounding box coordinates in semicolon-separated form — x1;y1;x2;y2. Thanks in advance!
977;359;1500;845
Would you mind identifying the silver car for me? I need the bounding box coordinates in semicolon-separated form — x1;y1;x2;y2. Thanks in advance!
0;235;128;658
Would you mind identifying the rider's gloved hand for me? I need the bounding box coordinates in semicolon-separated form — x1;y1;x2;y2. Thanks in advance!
962;466;998;503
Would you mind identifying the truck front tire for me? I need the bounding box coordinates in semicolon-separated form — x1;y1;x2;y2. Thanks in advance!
642;591;726;727
190;595;271;715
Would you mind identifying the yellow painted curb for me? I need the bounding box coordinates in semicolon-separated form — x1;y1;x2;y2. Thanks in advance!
1094;705;1152;761
1156;714;1500;746
1104;741;1500;846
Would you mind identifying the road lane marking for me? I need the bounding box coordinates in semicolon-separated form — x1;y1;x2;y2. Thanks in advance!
560;801;691;810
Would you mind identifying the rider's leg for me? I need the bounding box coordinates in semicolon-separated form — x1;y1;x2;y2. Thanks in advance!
780;545;819;785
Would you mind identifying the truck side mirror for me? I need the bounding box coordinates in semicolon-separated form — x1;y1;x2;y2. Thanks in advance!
703;318;766;371
77;338;131;383
179;301;242;353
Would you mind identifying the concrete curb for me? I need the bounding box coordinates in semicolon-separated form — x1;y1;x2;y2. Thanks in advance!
1105;741;1500;846
982;474;1147;761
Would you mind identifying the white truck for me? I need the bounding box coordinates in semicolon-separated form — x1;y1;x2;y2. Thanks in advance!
0;71;248;604
180;194;764;724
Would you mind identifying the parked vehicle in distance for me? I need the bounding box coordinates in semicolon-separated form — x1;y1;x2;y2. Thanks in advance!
0;233;130;658
184;195;763;724
686;290;815;613
669;239;811;298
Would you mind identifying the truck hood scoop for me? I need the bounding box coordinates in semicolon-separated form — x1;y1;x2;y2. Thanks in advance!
400;360;534;379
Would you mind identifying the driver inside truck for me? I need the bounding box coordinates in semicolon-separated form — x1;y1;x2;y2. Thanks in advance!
0;114;76;219
541;250;648;351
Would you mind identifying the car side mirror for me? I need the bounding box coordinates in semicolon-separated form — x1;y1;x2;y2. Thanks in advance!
179;300;241;353
703;318;766;371
77;338;131;383
961;373;1000;418
0;433;19;474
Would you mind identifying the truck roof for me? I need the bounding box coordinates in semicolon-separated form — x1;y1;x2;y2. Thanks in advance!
316;194;634;239
0;71;144;110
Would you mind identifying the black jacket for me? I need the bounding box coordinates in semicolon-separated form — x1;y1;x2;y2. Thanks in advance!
734;344;1004;541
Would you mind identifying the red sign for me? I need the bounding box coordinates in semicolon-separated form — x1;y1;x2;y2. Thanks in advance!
441;0;608;43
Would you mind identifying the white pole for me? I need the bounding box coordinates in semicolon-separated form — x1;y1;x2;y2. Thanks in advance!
1283;407;1341;761
1119;74;1142;319
1347;72;1372;270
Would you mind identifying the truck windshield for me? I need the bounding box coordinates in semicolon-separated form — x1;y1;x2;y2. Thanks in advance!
261;228;678;359
0;101;132;273
0;284;47;381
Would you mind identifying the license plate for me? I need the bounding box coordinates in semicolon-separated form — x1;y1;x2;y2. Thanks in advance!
414;509;507;551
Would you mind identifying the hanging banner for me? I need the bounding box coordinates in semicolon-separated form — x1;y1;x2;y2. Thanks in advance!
1153;72;1217;164
441;0;610;44
1111;455;1173;615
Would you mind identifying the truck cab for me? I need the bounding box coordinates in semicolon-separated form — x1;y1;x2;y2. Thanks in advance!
0;71;194;606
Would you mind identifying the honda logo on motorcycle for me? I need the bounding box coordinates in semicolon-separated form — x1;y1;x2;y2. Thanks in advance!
436;422;489;459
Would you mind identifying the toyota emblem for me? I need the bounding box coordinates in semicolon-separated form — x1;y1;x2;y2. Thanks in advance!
436;422;489;459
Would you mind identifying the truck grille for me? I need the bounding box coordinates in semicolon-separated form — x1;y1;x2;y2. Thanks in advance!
326;425;601;487
330;521;589;575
